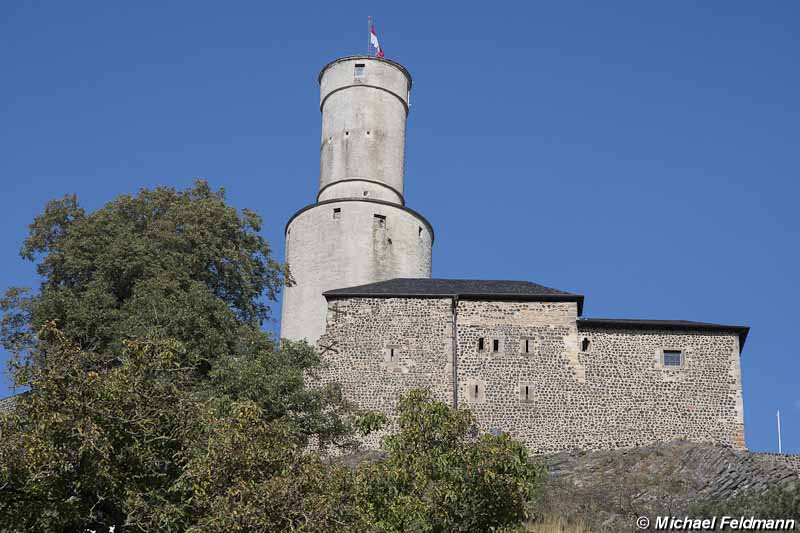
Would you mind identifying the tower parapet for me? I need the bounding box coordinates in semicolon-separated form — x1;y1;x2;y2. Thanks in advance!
280;56;432;344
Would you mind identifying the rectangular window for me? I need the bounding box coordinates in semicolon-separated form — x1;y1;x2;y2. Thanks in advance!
333;208;341;220
520;383;534;403
384;345;400;365
663;349;683;367
466;380;486;403
354;64;365;78
492;339;500;353
373;214;386;228
521;337;534;355
477;337;485;352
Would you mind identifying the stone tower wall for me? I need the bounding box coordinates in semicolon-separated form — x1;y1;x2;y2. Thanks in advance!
318;56;411;198
282;202;432;343
280;56;432;344
317;296;746;452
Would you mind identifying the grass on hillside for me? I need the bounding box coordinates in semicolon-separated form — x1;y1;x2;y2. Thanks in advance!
525;515;606;533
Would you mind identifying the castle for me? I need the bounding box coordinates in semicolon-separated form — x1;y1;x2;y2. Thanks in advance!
281;56;749;452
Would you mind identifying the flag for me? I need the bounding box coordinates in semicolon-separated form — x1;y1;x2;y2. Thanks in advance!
370;24;384;58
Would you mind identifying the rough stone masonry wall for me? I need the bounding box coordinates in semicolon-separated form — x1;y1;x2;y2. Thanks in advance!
316;297;453;447
317;297;746;452
575;325;745;451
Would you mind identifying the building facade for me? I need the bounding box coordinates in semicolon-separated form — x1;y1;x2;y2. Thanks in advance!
283;57;749;452
317;279;747;452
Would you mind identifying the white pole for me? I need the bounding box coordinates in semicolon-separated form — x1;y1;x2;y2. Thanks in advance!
368;16;371;55
777;410;782;453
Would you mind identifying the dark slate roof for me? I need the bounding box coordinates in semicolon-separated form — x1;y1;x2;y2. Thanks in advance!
578;318;750;349
324;278;584;314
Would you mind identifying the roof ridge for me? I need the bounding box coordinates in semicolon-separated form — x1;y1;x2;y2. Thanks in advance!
323;278;585;314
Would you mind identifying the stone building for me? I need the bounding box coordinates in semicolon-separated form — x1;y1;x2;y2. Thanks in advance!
281;56;750;452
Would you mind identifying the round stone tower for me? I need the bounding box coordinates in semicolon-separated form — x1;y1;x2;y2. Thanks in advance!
281;56;433;343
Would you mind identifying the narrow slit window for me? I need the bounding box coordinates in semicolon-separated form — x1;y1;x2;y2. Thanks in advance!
333;208;341;220
520;383;534;403
522;338;532;354
354;63;365;78
384;345;400;365
373;214;386;228
468;381;485;403
477;337;485;352
418;226;423;238
581;338;590;352
492;339;500;353
663;350;683;367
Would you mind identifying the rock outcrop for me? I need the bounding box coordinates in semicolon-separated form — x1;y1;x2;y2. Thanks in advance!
540;440;799;531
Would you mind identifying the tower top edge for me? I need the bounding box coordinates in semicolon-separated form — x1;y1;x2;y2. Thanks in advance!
318;55;413;88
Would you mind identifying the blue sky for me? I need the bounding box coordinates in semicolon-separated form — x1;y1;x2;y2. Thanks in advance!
1;2;798;453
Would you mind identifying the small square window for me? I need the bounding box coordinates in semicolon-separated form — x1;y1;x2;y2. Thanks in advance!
663;349;683;367
354;64;365;78
333;208;341;220
373;214;386;228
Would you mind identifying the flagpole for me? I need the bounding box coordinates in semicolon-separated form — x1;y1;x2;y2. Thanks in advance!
777;410;782;453
367;16;371;56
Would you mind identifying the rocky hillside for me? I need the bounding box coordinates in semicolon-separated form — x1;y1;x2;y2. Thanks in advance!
338;440;799;532
539;441;800;531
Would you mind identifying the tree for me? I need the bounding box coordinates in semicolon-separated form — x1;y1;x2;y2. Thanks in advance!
0;325;197;531
0;183;361;531
354;390;546;532
1;180;288;372
0;324;371;532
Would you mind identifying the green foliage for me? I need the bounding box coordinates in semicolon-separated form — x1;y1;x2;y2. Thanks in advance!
0;327;366;531
0;183;358;531
1;180;289;373
178;400;365;532
355;389;546;532
0;324;197;531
